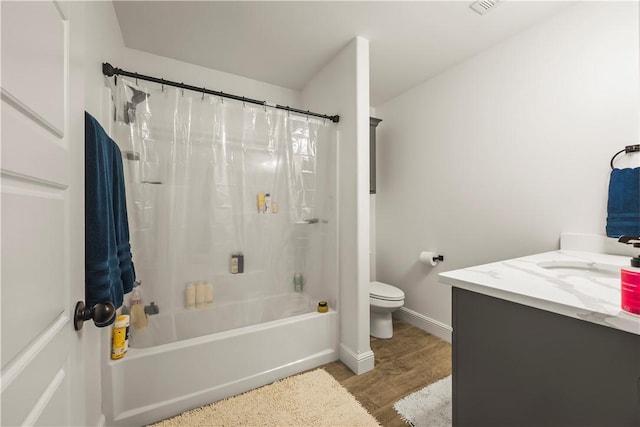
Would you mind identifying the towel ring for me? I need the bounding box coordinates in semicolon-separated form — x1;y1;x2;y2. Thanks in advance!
610;144;640;169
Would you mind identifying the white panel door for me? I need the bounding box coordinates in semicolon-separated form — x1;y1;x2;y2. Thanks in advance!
1;1;84;425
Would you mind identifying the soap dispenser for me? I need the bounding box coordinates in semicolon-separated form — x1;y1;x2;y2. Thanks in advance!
618;235;640;315
129;280;149;329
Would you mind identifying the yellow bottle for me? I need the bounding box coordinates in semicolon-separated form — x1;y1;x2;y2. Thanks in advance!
111;315;130;360
257;193;265;213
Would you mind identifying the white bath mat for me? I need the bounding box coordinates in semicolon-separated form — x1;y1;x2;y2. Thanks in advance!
149;368;380;426
393;375;452;427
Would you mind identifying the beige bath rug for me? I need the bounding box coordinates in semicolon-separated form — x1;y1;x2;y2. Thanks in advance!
150;368;381;426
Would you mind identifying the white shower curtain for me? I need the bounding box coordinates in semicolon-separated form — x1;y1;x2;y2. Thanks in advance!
110;77;336;346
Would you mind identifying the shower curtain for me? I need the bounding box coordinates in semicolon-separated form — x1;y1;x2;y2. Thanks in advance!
110;77;336;347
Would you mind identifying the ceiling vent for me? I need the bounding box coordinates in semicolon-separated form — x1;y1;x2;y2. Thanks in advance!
469;0;501;15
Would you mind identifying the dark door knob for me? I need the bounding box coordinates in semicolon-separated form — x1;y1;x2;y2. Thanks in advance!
74;301;116;330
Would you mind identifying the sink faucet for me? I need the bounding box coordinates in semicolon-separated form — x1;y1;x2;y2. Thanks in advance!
618;235;640;268
618;235;640;247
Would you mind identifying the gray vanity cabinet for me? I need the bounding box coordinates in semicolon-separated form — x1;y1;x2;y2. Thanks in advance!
452;287;640;427
370;117;382;194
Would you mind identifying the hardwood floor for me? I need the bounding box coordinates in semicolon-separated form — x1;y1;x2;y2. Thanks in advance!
322;318;452;426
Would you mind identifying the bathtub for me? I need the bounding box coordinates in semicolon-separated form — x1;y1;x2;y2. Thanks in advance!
102;299;338;426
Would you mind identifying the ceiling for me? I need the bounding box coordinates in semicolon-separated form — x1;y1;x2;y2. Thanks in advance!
113;1;574;107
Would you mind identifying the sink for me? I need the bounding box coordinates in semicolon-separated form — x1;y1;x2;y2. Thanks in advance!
536;260;620;279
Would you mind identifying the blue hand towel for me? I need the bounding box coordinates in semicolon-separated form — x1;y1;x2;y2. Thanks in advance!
85;112;136;323
606;167;640;238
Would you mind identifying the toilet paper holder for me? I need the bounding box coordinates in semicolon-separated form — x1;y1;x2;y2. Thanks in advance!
419;251;444;266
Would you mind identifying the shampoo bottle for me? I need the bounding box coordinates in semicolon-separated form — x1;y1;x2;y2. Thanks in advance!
257;193;265;213
196;282;206;309
618;235;640;315
129;285;148;329
230;254;239;274
294;273;303;292
264;193;271;214
205;282;213;307
185;282;196;309
237;252;244;273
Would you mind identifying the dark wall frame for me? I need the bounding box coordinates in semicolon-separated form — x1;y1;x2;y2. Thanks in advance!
370;117;382;194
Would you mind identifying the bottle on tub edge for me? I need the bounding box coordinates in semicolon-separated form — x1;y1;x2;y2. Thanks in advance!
111;315;130;360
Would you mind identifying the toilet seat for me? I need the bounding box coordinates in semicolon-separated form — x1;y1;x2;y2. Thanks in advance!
370;281;404;301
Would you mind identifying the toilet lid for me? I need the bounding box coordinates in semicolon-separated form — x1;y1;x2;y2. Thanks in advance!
370;281;404;301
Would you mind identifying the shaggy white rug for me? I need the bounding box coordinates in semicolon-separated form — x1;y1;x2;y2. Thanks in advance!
150;369;380;426
393;375;452;427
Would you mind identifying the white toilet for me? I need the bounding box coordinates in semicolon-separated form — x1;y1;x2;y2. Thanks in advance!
369;281;405;339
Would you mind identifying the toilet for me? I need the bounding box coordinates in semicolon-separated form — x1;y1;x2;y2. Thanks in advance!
369;281;405;339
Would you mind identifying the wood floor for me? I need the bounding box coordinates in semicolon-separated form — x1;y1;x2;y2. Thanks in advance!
322;318;452;427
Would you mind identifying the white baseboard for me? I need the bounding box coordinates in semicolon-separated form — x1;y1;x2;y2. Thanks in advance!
395;307;452;343
339;343;374;375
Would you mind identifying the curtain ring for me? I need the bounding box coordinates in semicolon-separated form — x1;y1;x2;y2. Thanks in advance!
220;92;224;104
306;110;310;122
202;87;206;101
161;78;164;92
135;73;138;85
242;97;246;108
263;101;267;112
180;84;184;97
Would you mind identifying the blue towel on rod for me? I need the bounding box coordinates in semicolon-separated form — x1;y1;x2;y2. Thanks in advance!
85;112;135;323
606;167;640;238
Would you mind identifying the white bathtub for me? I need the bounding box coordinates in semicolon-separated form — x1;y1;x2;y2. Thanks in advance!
128;293;320;348
102;307;338;426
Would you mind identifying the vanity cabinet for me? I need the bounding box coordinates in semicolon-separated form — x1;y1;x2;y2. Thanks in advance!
452;287;640;427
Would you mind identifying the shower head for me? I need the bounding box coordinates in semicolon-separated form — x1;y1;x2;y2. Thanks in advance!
126;84;150;105
123;85;150;124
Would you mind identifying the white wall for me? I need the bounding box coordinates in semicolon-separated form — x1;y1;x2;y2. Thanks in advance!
375;2;639;340
303;37;373;374
83;1;126;119
120;49;300;108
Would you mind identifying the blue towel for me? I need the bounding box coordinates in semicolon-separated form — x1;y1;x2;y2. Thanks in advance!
85;112;135;323
606;167;640;238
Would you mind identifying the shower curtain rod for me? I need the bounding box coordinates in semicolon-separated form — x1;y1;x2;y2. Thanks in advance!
102;62;340;123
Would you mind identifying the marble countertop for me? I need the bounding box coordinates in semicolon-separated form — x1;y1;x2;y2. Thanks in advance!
439;250;640;336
